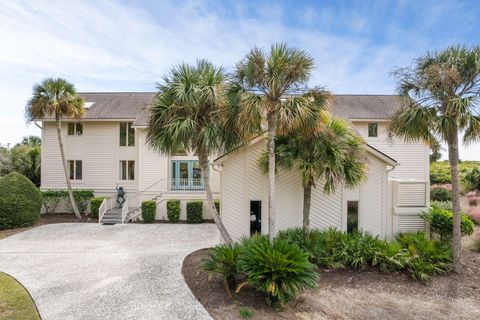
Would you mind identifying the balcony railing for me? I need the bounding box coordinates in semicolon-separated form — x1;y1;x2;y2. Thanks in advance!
171;178;205;191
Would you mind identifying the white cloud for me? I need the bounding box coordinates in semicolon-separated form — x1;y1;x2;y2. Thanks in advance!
0;0;478;159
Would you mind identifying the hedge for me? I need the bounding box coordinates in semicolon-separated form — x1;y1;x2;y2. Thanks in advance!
167;200;180;222
142;200;156;223
430;187;452;202
90;197;106;219
41;190;68;214
68;189;94;214
187;201;203;223
0;172;42;229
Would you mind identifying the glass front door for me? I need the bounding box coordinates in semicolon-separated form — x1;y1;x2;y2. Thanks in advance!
172;160;204;190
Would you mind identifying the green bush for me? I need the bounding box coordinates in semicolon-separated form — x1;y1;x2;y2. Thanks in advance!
422;206;475;242
141;200;156;223
238;235;318;305
199;243;240;295
66;189;94;215
463;167;480;191
90;197;106;219
430;162;451;184
41;190;68;214
430;187;452;202
397;232;452;281
187;201;203;223
166;200;180;222
429;200;452;210
0;172;42;229
239;307;254;319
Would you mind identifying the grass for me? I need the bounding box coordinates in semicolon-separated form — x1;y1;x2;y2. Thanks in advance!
0;272;40;320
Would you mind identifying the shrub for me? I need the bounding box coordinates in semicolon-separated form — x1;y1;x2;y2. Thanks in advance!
41;190;68;214
199;243;240;296
397;232;453;281
90;197;106;219
422;206;475;242
141;200;156;223
0;172;42;229
430;187;452;202
238;235;318;305
465;206;480;224
166;200;180;222
337;231;387;269
187;201;203;223
463;167;480;191
239;306;254;319
430;200;452;210
66;189;94;215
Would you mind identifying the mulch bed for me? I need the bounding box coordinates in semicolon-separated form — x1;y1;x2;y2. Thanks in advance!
182;232;480;320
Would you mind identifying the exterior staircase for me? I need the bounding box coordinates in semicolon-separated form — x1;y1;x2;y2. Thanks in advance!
101;208;124;224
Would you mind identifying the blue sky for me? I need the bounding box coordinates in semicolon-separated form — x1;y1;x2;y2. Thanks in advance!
0;0;479;159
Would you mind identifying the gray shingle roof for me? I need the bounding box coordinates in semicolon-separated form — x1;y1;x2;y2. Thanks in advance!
41;92;402;124
330;95;402;120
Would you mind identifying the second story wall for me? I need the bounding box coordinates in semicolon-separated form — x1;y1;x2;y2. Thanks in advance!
352;121;430;181
41;121;138;194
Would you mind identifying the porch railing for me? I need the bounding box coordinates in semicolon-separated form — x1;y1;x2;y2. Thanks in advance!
121;199;129;224
98;197;115;223
171;178;205;191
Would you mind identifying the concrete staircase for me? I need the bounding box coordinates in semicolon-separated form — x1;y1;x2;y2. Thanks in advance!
101;208;123;224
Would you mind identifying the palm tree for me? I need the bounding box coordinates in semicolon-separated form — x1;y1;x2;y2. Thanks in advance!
259;113;366;235
229;43;320;240
25;78;85;219
147;60;235;243
389;45;480;273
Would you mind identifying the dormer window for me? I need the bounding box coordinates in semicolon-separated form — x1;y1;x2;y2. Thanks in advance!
68;123;83;136
368;123;378;137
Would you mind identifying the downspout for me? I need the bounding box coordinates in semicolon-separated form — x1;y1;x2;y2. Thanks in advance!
34;121;43;130
212;163;223;217
386;164;398;240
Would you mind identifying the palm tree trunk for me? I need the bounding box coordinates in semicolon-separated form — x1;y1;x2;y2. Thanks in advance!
267;113;276;241
56;117;81;220
303;184;312;237
447;130;462;273
198;149;233;244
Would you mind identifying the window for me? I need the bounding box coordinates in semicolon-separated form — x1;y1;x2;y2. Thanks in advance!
120;122;135;146
120;160;135;180
68;123;83;136
250;201;262;235
368;123;378;137
68;160;82;180
171;160;204;190
347;201;359;234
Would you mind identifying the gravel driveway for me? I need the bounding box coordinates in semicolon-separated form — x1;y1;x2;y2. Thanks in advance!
0;223;220;320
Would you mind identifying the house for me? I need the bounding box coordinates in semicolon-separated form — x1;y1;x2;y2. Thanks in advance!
39;92;221;222
213;95;430;240
39;93;430;237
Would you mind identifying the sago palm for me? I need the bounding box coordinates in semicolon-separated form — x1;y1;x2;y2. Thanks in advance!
260;113;366;235
389;45;480;273
147;60;235;243
228;43;321;240
25;78;85;219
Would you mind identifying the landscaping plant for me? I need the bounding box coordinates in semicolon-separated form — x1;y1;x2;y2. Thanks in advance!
0;172;42;229
89;197;106;219
430;187;452;202
141;200;156;223
237;235;318;305
41;190;68;214
166;200;180;222
397;232;453;281
463;167;480;192
187;201;203;223
199;243;240;296
422;206;474;242
69;189;94;216
25;78;86;219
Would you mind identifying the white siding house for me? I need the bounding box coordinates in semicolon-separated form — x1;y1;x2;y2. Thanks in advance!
214;95;430;240
39;93;429;234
